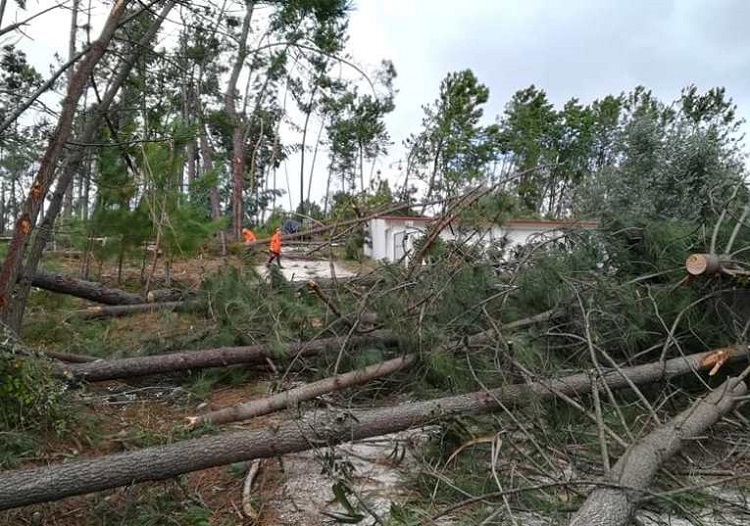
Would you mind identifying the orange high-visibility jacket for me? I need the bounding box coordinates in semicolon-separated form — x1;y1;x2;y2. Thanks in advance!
270;231;282;253
242;228;256;243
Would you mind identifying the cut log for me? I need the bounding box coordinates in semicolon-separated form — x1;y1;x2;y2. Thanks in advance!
2;344;745;511
189;353;417;426
146;288;191;303
76;301;204;320
56;332;401;382
685;253;733;276
29;270;144;305
43;350;97;363
569;377;747;526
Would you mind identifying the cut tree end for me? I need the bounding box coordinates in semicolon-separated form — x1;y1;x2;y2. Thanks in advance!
686;253;724;276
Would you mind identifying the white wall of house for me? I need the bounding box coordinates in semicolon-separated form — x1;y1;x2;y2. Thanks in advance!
365;216;597;264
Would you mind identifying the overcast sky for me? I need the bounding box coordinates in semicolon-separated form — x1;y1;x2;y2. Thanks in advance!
340;0;750;204
8;0;750;210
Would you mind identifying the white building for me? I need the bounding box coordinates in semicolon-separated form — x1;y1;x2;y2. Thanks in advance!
364;215;598;264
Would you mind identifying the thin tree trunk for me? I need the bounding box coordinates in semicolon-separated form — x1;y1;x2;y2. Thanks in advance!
200;130;226;255
225;1;255;240
28;269;144;305
1;345;744;511
190;354;417;426
569;377;747;526
298;86;319;213
62;0;80;217
75;300;202;320
0;0;130;329
56;332;400;382
306;117;326;205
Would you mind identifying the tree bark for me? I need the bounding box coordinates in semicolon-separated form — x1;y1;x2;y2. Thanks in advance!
75;301;204;320
568;377;747;526
62;0;80;217
29;269;144;305
0;0;130;328
57;332;401;382
225;1;255;240
190;353;417;426
1;345;745;511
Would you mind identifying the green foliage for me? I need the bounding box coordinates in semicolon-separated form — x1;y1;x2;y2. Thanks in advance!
201;266;323;345
0;336;67;436
408;69;500;203
324;60;397;195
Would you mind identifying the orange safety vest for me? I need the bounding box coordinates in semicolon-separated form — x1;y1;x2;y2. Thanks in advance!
242;229;256;243
270;232;282;253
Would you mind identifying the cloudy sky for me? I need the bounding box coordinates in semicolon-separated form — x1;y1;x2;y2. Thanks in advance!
7;0;750;210
332;0;750;205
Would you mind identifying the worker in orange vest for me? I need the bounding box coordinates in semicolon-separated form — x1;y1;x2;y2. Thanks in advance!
267;227;282;267
241;227;257;245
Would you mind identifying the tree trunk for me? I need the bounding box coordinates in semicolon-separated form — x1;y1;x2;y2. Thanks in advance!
62;0;80;217
569;377;747;526
190;353;417;426
225;1;255;240
200;129;227;256
1;345;744;511
75;300;204;320
29;269;144;305
57;332;401;382
0;0;130;329
44;350;97;363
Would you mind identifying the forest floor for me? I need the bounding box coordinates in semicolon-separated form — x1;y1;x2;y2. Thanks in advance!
2;251;419;526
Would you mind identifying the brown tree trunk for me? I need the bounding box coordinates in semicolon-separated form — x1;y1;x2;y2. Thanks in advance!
57;332;401;382
190;353;417;426
569;377;747;526
29;269;144;305
225;1;255;240
1;345;744;511
0;0;130;329
75;300;203;320
62;0;80;217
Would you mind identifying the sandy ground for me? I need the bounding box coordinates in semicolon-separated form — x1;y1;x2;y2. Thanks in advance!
254;259;356;282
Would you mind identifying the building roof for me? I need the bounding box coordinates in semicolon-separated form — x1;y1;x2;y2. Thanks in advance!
374;215;598;229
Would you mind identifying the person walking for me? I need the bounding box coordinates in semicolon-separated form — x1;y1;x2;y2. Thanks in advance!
267;227;282;267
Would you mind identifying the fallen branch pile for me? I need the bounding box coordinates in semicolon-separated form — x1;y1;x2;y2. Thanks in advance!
2;344;744;511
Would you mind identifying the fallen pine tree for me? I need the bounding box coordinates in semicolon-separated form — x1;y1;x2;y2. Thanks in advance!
187;353;418;426
56;332;402;382
75;300;205;320
569;376;747;526
2;344;745;511
29;269;145;305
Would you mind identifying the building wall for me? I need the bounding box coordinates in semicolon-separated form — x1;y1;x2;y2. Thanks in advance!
366;217;591;264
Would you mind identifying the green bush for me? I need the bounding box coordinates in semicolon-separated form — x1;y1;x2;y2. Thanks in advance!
0;342;67;433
